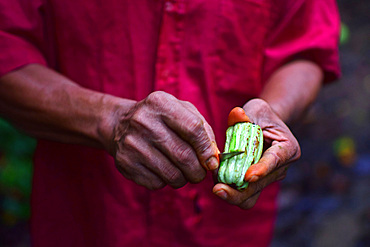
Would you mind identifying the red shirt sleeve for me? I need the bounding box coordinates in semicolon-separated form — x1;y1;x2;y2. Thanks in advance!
263;0;341;83
0;0;47;77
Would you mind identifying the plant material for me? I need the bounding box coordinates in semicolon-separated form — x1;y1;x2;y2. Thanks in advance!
218;121;263;190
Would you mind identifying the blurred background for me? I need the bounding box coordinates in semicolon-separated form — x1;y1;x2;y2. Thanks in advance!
0;0;369;246
272;1;370;246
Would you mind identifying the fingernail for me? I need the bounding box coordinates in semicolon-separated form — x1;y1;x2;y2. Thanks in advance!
206;157;218;171
215;190;228;200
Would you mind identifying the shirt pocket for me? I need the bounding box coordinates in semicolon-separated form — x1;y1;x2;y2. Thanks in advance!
212;0;271;96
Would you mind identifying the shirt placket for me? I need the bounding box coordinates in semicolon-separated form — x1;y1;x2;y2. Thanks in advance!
154;0;186;96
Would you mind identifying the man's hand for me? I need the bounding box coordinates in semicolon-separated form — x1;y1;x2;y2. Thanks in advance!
213;99;301;209
112;91;219;190
212;60;322;209
0;65;218;191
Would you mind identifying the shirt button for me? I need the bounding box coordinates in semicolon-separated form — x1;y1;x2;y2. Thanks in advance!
165;2;174;12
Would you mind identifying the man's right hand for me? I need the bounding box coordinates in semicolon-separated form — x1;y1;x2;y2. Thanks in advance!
0;65;218;190
111;91;219;190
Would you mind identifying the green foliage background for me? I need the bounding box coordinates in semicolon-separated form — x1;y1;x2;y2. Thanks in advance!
0;118;35;226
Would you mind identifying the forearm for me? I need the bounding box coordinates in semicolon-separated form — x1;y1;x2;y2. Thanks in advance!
0;64;135;152
257;60;323;123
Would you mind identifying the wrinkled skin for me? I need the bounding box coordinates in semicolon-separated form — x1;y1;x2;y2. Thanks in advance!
213;98;301;209
0;61;318;209
112;91;219;190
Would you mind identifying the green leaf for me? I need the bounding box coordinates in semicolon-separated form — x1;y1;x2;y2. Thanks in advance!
340;22;350;45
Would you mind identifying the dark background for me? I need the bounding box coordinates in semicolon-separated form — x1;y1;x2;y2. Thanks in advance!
0;0;369;246
272;1;370;246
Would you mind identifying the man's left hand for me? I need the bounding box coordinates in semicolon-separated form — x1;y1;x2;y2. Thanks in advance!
213;98;301;209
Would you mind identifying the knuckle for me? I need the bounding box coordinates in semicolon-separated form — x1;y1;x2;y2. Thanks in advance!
198;140;212;155
174;145;195;164
165;168;182;183
182;100;198;112
123;134;140;151
149;157;187;189
146;91;161;103
189;169;206;184
152;129;171;144
168;172;187;189
145;91;170;106
130;109;148;127
148;180;166;190
173;145;206;183
192;131;212;156
187;116;204;136
114;153;135;177
114;151;126;165
183;100;194;107
170;182;187;189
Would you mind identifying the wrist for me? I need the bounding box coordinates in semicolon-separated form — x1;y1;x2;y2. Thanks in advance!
258;60;323;124
96;94;136;156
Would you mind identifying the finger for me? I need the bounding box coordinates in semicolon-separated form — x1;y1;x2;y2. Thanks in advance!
244;141;299;182
213;181;261;205
126;100;208;183
203;122;220;170
213;185;261;209
115;152;166;190
247;164;289;189
122;134;188;188
181;100;218;148
214;165;288;207
182;100;219;168
244;149;279;183
161;101;218;171
212;183;260;209
149;124;207;184
203;121;217;149
238;191;261;209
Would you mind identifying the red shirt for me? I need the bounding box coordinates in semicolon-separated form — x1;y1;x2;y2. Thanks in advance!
0;0;340;246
